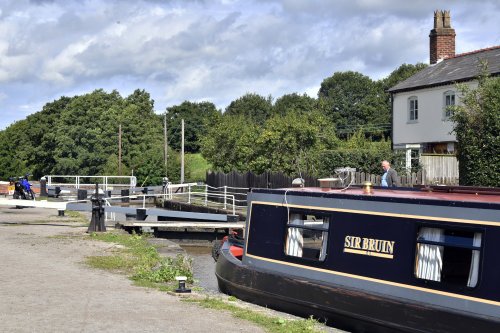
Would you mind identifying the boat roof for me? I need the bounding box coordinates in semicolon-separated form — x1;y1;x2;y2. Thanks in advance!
251;186;500;207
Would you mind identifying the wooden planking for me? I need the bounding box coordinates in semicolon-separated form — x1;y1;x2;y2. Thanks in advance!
421;154;459;185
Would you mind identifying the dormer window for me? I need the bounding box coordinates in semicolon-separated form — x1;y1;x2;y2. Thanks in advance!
443;91;455;120
408;97;418;123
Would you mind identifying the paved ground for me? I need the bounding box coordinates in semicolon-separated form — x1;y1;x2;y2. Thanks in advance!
0;206;264;333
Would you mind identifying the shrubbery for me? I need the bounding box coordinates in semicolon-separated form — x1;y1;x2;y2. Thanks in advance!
451;73;500;187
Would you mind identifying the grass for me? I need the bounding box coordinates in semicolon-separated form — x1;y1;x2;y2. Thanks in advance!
186;297;323;333
186;153;211;182
84;231;325;332
85;231;193;290
64;210;88;224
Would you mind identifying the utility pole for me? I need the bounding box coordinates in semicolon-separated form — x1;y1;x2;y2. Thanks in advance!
118;124;122;176
164;113;168;176
181;118;185;184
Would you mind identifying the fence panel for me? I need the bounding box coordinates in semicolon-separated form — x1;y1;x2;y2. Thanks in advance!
420;154;459;185
207;170;426;189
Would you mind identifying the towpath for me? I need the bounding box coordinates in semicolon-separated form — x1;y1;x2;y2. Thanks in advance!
0;206;264;333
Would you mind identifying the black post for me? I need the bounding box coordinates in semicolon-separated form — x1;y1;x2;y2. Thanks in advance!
77;189;87;201
121;189;130;203
40;177;48;197
87;183;106;233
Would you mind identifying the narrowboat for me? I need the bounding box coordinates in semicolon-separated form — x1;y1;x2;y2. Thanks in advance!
215;185;500;333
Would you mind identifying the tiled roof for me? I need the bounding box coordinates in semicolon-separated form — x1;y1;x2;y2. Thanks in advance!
388;45;500;93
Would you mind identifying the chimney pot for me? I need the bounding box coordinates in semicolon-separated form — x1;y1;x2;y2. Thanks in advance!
429;10;456;64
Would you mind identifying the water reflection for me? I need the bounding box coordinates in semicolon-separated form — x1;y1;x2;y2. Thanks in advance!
181;245;220;293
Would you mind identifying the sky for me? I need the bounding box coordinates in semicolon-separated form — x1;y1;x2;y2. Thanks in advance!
1;0;499;130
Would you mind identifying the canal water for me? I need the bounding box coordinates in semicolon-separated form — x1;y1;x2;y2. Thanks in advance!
181;245;221;293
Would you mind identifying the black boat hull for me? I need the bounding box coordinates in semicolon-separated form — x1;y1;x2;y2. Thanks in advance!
216;247;499;333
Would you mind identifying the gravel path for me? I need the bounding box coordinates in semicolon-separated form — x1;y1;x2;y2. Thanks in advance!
0;206;264;333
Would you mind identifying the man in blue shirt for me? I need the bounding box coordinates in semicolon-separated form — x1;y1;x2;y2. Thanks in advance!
381;160;399;187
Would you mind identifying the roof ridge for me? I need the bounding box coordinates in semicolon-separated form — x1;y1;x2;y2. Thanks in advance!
445;45;500;60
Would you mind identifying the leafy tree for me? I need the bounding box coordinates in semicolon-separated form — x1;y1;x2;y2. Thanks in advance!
224;93;272;125
380;63;428;91
251;110;334;175
0;88;171;185
451;73;500;186
166;101;221;153
0;120;30;178
272;93;317;116
200;115;259;173
318;71;388;134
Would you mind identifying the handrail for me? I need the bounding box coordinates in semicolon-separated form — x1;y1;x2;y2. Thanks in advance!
44;175;137;190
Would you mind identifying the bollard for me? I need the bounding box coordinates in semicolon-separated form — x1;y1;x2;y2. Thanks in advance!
87;183;106;233
77;189;87;201
40;177;48;197
121;189;130;203
175;276;191;293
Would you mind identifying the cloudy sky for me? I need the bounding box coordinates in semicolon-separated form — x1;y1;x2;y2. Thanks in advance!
1;0;499;130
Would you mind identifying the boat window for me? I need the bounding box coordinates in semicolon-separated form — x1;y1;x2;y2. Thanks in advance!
414;227;482;287
285;211;330;261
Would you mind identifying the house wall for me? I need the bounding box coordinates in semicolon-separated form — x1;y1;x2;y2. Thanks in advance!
392;81;477;147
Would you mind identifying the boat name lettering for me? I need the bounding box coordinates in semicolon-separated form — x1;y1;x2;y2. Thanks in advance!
344;236;395;259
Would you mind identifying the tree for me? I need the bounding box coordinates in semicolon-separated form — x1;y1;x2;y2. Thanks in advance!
166;101;221;153
251;110;334;175
318;71;388;134
451;73;500;186
224;93;272;125
272;93;317;117
200;115;259;173
380;63;428;91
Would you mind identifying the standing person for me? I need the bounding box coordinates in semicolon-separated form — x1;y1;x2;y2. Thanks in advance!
381;160;399;187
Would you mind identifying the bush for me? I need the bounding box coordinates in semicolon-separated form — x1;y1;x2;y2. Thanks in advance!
451;74;500;186
316;149;405;177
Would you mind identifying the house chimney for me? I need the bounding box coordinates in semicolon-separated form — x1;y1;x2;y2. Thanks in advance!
429;10;456;64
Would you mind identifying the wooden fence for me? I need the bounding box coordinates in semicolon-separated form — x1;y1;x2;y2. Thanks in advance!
206;170;427;189
420;154;459;185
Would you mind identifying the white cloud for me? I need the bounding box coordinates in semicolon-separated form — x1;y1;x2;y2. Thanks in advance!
0;0;499;129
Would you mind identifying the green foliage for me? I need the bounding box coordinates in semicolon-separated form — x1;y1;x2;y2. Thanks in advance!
0;89;172;185
224;93;273;125
166;101;221;153
272;93;317;116
132;255;193;284
0;62;430;183
380;63;428;91
451;73;500;186
200;115;259;172
186;153;211;182
318;71;388;132
251;110;333;175
87;232;193;284
188;297;322;333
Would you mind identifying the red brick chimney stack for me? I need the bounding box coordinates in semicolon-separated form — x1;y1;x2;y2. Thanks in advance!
429;10;456;64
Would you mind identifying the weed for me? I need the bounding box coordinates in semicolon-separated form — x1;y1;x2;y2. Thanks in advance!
86;231;193;287
186;297;323;333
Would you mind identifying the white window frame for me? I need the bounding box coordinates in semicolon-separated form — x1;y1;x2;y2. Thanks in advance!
408;96;418;123
443;90;455;120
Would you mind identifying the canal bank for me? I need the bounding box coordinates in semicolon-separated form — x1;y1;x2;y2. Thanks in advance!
0;206;266;333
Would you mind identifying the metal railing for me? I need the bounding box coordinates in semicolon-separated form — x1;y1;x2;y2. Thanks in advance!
44;175;137;190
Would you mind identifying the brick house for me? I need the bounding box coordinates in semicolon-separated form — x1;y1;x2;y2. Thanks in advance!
388;10;500;181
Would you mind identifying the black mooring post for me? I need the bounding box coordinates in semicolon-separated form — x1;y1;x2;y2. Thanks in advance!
87;183;106;233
